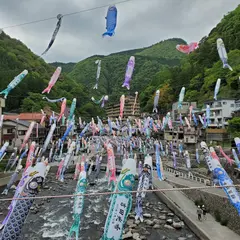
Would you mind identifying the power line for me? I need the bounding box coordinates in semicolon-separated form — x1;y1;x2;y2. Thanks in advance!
0;183;239;202
0;0;134;30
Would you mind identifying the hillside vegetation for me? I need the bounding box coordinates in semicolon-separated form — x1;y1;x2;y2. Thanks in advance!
140;5;240;113
1;4;240;122
0;32;103;120
68;38;186;104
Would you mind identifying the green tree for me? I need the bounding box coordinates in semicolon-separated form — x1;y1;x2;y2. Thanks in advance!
227;117;240;137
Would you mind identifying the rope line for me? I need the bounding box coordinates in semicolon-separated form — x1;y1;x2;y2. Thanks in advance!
0;184;239;202
0;0;134;29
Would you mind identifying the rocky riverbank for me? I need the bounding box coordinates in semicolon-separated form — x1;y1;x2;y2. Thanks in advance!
0;172;198;240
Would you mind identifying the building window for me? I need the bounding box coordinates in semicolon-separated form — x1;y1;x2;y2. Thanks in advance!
7;129;13;134
223;102;227;105
18;130;26;136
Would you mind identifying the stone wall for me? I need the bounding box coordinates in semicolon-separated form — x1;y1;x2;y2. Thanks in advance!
172;182;240;235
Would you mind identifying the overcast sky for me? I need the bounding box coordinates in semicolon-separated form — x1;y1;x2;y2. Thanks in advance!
0;0;239;63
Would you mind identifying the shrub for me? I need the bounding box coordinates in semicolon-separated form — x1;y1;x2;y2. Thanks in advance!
214;210;221;222
220;219;228;226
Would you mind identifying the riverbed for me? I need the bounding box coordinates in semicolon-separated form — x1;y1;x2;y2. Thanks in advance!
0;172;198;240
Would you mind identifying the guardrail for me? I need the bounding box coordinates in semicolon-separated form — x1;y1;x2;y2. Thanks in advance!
163;165;211;185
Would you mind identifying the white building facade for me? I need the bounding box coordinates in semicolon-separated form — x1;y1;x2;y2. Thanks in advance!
202;99;237;128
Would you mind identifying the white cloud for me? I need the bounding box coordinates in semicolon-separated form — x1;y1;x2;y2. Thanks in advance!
0;0;239;62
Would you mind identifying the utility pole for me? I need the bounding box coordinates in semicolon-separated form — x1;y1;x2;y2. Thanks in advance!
13;118;19;148
0;97;6;145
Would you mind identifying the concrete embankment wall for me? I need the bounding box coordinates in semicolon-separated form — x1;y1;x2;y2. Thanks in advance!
153;185;210;240
171;182;240;236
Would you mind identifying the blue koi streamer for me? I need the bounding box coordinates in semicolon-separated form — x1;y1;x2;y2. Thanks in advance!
79;123;90;138
155;142;163;180
102;5;117;37
201;142;240;215
192;113;198;126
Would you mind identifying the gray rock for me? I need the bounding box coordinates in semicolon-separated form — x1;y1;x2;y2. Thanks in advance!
145;220;154;226
33;209;39;214
159;220;166;224
161;237;167;240
164;224;175;230
167;213;175;217
153;219;161;225
161;210;168;214
129;224;137;228
153;224;161;229
122;231;133;239
143;213;151;218
132;233;140;240
178;238;187;240
140;237;147;240
159;215;166;220
187;234;193;238
173;222;182;229
129;214;135;219
144;231;150;235
127;220;134;226
146;202;150;207
166;219;173;224
135;220;140;225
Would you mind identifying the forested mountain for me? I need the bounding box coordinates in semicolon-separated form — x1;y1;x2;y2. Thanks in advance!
1;4;240;122
68;38;186;104
0;32;103;119
140;5;240;113
50;62;76;73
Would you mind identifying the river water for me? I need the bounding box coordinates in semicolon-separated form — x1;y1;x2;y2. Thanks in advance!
0;171;198;240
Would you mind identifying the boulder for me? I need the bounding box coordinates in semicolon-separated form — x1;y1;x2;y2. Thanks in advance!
166;219;173;224
153;224;161;229
145;220;154;226
164;224;175;230
173;222;183;229
153;219;161;225
122;231;133;239
133;233;140;240
159;215;166;220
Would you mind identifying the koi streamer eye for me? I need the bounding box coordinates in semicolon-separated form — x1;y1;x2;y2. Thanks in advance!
29;181;38;190
124;180;131;187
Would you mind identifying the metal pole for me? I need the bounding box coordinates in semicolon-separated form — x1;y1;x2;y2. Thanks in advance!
0;98;6;146
0;103;2;146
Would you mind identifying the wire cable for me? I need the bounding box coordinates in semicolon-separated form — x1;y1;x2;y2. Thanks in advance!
0;183;239;202
0;0;134;30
